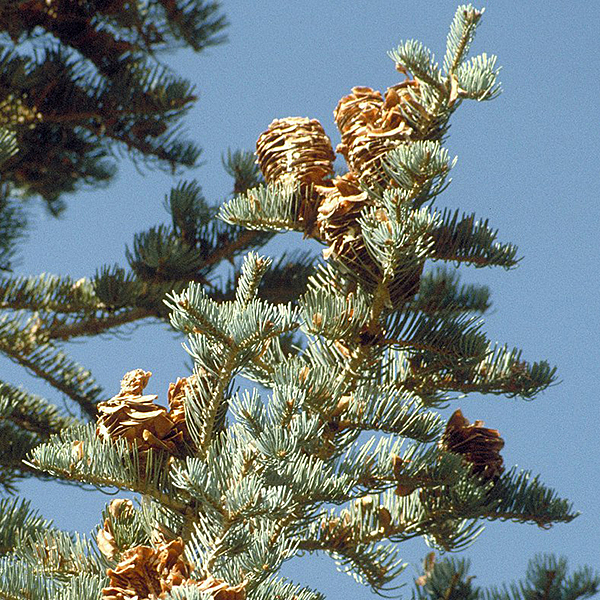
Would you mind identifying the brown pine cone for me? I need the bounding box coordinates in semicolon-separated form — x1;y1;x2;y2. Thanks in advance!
334;81;430;188
195;575;247;600
96;370;185;456
102;539;194;600
315;172;371;263
256;117;335;186
441;409;505;481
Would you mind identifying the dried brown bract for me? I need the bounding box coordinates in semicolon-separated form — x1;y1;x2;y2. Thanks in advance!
195;575;247;600
97;499;135;560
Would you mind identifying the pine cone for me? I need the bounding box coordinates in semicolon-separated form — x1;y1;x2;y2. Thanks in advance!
334;81;426;188
256;117;336;231
96;370;185;456
334;86;384;163
256;117;335;186
315;172;371;264
102;539;194;600
441;409;505;481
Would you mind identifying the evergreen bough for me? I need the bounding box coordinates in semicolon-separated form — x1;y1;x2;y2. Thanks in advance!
0;5;596;600
0;0;226;214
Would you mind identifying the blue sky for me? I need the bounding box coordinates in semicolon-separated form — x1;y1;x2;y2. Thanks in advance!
7;1;600;596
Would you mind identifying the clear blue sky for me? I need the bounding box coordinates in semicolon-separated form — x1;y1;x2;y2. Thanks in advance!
7;1;600;596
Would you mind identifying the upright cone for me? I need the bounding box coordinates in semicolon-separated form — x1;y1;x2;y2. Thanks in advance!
96;370;186;456
256;117;335;186
334;81;425;188
441;409;505;481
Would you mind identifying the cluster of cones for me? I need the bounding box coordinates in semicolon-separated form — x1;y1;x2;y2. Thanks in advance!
255;75;432;302
95;369;196;458
102;536;246;600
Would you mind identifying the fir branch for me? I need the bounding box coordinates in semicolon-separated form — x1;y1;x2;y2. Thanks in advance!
456;53;502;101
430;208;519;268
126;224;210;282
331;541;407;595
27;424;191;517
222;148;263;195
199;226;273;271
0;274;98;315
0;558;55;600
235;252;271;308
47;573;106;600
167;283;233;346
0;331;101;418
484;555;600;600
340;390;443;442
359;206;434;279
45;307;154;341
388;40;442;89
385;311;489;364
411;268;491;315
443;5;484;76
156;0;228;52
300;287;371;340
0;498;52;556
381;140;455;209
14;529;108;579
481;468;578;527
218;183;304;232
0;382;78;435
248;577;325;600
413;556;479;600
393;345;557;402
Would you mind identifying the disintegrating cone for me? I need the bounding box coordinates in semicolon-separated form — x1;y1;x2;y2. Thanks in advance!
315;172;423;304
334;81;429;188
319;511;354;551
256;117;336;186
316;172;371;263
96;370;185;456
441;409;505;481
102;539;194;600
97;524;118;560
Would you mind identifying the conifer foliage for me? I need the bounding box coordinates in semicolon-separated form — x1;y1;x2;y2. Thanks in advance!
0;5;597;600
0;0;226;213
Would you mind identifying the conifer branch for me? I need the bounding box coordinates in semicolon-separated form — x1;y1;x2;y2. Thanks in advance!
27;425;193;517
46;307;154;341
0;337;101;419
0;6;588;598
0;498;53;556
0;382;78;435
